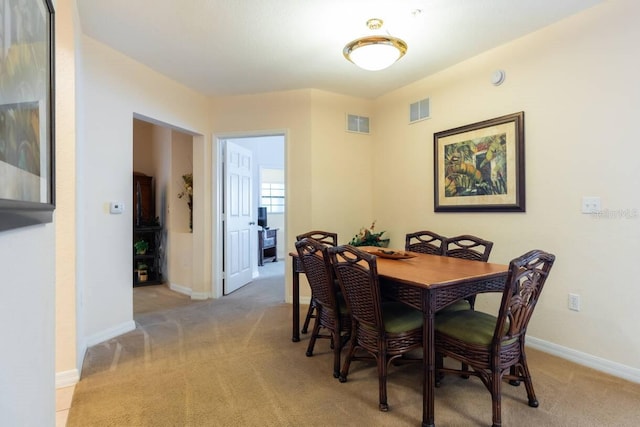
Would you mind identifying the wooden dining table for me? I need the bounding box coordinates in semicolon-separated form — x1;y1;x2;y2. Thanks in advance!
289;247;509;427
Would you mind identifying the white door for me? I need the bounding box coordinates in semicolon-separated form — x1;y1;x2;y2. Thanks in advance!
223;141;254;294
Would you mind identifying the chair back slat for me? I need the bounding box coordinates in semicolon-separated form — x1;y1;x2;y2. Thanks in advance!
295;231;338;273
494;250;555;347
327;245;383;332
405;230;446;255
296;230;338;247
294;238;337;312
444;234;493;262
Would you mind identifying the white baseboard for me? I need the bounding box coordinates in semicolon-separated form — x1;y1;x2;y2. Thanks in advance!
190;292;210;300
527;336;640;384
168;282;210;300
56;369;80;388
69;321;135;389
168;282;190;296
286;295;311;305
85;320;136;347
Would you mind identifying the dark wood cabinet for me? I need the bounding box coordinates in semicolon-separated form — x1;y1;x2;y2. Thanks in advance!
133;172;155;226
134;225;163;287
258;228;278;266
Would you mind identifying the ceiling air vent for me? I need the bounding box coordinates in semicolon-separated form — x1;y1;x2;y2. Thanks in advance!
346;114;370;134
409;98;430;123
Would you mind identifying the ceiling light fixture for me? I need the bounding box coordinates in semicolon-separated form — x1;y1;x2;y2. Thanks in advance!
343;18;407;71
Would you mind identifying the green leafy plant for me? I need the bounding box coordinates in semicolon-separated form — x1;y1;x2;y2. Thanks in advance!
349;221;389;247
178;173;193;231
137;262;149;282
134;239;149;254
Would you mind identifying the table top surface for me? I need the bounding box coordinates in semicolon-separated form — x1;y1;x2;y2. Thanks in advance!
371;249;508;289
291;246;508;290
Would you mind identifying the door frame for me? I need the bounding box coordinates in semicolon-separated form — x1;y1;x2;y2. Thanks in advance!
212;130;287;299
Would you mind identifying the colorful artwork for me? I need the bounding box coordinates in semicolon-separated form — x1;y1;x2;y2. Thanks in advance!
0;102;41;176
443;133;506;198
434;112;525;212
0;0;54;231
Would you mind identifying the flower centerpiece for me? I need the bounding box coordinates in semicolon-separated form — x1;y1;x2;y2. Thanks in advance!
177;173;193;231
349;220;389;247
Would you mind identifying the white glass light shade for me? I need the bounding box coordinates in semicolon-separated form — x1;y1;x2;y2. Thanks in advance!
343;36;407;71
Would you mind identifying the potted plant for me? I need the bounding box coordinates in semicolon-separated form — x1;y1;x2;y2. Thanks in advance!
177;173;193;232
134;239;149;255
137;262;149;282
349;221;389;247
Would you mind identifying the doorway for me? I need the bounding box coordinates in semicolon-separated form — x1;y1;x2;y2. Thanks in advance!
215;133;286;298
132;117;202;297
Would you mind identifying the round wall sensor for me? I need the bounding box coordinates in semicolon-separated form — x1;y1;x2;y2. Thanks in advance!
491;69;505;86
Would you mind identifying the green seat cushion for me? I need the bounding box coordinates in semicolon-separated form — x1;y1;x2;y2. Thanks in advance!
382;302;423;333
439;299;471;312
435;310;516;346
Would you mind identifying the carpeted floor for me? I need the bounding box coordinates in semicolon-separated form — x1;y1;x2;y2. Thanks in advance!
67;262;640;426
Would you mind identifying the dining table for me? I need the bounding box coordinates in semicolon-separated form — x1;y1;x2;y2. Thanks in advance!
289;246;509;427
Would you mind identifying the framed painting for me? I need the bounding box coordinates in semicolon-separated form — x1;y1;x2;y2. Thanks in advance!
434;112;525;212
0;0;55;231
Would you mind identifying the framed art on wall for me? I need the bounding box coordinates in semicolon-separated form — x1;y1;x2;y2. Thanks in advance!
434;112;525;212
0;0;55;231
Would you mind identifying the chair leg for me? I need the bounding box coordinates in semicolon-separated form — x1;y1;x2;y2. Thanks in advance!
519;359;539;407
491;370;503;427
377;353;389;411
301;299;316;334
508;365;521;386
305;315;322;357
435;352;444;387
332;329;342;378
460;362;470;379
467;295;477;310
461;297;476;378
338;334;357;383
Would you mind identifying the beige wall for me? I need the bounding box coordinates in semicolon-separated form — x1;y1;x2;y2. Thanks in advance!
78;35;212;345
372;0;640;371
211;91;313;300
168;132;194;293
55;0;80;389
132;120;155;175
210;90;377;302
309;90;375;241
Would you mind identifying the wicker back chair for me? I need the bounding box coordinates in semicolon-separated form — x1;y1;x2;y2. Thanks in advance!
443;234;494;262
295;231;338;334
442;234;494;310
434;249;556;427
327;245;423;412
294;237;350;378
296;230;338;247
405;230;446;255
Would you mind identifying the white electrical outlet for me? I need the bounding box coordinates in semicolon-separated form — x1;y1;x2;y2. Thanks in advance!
568;293;581;311
581;196;601;214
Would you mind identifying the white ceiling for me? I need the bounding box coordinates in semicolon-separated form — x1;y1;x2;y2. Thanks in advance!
77;0;603;99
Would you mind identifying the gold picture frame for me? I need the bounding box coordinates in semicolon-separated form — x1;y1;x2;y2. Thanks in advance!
434;112;525;212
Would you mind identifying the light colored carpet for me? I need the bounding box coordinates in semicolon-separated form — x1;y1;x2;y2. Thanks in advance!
67;262;640;426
